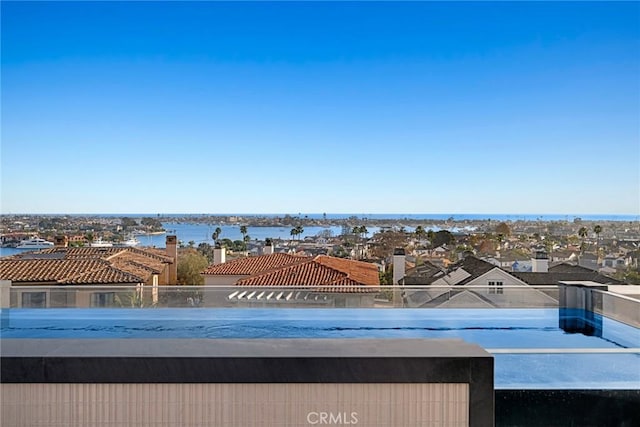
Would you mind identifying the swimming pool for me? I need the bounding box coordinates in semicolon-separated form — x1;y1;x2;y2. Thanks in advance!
2;307;638;389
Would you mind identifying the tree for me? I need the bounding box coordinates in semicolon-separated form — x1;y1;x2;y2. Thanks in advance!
240;225;248;242
219;238;233;249
197;242;214;263
593;224;602;240
352;225;368;242
294;225;304;241
370;230;408;259
332;245;350;258
243;234;251;250
432;230;454;248
317;229;334;239
414;225;426;241
495;222;511;237
212;227;222;244
232;240;246;252
359;225;368;240
578;226;588;253
593;224;602;257
141;217;163;230
544;237;556;259
426;229;435;247
120;217;138;229
176;249;209;285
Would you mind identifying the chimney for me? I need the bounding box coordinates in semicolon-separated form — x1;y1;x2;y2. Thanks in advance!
262;238;274;255
214;243;226;265
532;250;549;273
392;248;406;285
166;235;178;284
54;235;68;248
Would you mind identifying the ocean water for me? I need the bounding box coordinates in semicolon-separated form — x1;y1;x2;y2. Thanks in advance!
22;213;640;222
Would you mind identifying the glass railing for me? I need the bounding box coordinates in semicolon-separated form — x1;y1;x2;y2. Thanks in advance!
3;284;562;309
594;290;640;328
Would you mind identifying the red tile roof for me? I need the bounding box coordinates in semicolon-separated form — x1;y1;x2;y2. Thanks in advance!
314;256;380;286
235;255;379;292
0;246;173;285
201;253;310;275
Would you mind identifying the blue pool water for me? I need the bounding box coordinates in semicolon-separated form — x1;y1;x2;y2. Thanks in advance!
2;308;639;389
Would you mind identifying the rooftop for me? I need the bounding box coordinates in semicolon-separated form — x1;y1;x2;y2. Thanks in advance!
0;246;173;284
236;255;380;292
201;253;309;276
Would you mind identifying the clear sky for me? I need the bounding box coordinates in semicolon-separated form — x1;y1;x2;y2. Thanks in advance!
1;1;639;215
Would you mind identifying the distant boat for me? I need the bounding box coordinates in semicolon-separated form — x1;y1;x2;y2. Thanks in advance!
121;236;140;247
90;238;114;248
16;237;55;249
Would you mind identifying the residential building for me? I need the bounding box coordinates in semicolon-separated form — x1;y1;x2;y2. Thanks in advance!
0;236;178;307
201;249;380;307
399;253;623;308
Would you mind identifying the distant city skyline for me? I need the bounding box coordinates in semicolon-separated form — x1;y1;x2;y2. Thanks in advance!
2;1;639;215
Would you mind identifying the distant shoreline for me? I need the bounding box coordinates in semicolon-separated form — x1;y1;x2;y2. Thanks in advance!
1;213;638;222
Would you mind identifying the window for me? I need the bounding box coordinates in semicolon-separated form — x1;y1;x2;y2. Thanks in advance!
488;281;503;295
91;292;115;307
22;292;46;308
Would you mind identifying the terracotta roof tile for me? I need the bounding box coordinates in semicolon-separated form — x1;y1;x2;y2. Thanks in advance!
201;253;310;275
59;266;143;284
0;246;172;285
314;255;380;286
0;259;109;283
235;255;379;292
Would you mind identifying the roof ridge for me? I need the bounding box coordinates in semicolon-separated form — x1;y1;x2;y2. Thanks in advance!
125;246;173;262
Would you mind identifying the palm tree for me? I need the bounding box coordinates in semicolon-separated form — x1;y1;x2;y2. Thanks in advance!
212;227;222;245
593;224;602;259
352;226;361;239
415;225;426;241
243;234;250;251
294;225;304;241
359;225;368;241
578;226;588;254
358;225;369;259
240;225;248;243
290;227;298;244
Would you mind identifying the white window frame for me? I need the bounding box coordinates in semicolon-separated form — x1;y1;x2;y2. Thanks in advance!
488;281;503;295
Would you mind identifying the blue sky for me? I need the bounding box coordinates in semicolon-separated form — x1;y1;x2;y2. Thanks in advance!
1;1;639;215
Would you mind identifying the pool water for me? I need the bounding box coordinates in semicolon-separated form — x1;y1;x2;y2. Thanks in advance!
2;308;639;389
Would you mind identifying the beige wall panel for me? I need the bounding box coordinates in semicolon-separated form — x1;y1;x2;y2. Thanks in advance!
2;383;469;426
